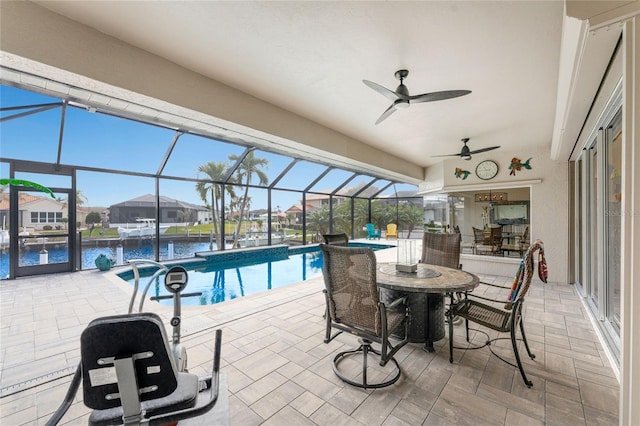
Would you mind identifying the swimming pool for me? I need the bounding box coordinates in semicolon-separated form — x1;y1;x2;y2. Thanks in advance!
118;243;393;306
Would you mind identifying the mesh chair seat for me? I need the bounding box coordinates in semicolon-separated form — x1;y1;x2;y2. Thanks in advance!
449;240;547;388
320;244;410;389
454;299;511;331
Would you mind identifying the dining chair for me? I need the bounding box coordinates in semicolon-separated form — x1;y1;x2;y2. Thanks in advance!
448;240;547;387
502;226;529;256
322;233;349;246
476;226;503;255
421;232;462;269
320;244;410;389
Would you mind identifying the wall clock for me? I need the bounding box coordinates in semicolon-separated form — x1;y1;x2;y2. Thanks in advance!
475;160;499;180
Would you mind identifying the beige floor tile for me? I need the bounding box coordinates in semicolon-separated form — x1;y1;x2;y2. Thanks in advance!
0;264;621;425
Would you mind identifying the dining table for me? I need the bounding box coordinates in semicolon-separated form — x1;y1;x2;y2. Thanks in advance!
377;262;479;352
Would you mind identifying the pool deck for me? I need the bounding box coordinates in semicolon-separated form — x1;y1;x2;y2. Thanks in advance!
0;242;619;425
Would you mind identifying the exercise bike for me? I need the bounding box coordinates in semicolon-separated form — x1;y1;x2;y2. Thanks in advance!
47;264;223;426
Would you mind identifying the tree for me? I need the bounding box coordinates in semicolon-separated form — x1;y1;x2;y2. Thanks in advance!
398;202;424;238
85;211;101;236
76;190;88;207
227;151;268;248
307;205;330;242
85;211;102;225
196;161;231;250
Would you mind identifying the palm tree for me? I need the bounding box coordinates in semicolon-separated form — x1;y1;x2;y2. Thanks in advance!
228;151;268;248
399;202;424;238
76;190;88;207
307;205;330;242
196;161;230;250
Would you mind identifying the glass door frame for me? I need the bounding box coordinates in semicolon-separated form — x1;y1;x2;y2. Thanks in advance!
8;160;77;278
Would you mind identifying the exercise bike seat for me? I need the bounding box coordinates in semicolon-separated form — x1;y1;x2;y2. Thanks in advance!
80;313;200;425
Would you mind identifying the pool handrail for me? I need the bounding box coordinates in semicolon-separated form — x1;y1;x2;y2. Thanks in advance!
126;259;170;313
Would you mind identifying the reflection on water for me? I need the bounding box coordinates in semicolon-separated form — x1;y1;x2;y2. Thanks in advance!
126;251;324;306
1;242;325;305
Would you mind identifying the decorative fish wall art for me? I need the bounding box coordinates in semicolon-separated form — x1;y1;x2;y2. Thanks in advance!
454;168;471;180
509;157;532;176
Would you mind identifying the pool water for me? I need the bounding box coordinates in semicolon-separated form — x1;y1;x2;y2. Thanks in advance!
119;243;393;306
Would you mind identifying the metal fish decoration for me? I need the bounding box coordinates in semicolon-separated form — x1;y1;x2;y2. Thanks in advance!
454;168;471;180
509;157;532;176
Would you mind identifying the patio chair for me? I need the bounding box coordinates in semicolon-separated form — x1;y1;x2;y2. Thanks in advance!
320;244;410;389
365;223;381;240
475;226;503;255
448;240;547;387
322;233;349;246
502;226;530;257
421;232;462;269
47;313;222;425
420;232;463;336
386;223;398;239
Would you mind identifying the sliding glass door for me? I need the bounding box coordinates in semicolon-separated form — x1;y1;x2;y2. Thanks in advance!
574;105;622;360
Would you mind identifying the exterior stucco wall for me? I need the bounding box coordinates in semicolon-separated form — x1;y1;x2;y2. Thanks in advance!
423;145;569;283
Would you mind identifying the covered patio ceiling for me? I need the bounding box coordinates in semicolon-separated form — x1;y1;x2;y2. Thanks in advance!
0;1;631;182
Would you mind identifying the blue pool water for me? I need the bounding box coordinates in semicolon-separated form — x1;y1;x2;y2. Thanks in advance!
118;243;393;306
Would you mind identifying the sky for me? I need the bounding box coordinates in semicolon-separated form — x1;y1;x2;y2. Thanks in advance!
1;84;415;211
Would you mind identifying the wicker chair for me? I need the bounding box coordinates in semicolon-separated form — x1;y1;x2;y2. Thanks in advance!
320;244;410;389
448;240;547;387
421;232;462;269
322;233;349;246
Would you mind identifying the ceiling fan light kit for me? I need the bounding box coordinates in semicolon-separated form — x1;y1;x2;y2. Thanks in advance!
363;69;471;124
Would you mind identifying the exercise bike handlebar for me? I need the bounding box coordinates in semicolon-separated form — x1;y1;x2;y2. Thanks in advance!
150;291;202;301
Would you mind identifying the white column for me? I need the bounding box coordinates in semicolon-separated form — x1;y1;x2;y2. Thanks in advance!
621;15;640;426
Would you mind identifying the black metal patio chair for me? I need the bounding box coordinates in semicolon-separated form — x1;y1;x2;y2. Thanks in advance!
448;240;547;387
320;244;410;389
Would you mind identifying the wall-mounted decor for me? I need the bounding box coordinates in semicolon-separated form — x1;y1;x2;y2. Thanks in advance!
509;157;532;176
474;192;508;202
454;168;471;180
475;160;499;180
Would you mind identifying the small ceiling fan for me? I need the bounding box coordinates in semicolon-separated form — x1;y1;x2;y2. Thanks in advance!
363;69;471;125
433;138;500;161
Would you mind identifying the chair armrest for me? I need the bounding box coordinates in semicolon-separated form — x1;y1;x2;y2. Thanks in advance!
479;281;511;290
385;295;408;310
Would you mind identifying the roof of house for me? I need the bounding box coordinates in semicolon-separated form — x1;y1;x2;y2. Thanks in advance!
109;194;207;210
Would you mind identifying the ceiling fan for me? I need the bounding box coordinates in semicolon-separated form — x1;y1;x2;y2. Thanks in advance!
363;69;471;125
433;138;500;161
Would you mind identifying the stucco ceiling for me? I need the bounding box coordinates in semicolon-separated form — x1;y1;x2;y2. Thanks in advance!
33;1;564;169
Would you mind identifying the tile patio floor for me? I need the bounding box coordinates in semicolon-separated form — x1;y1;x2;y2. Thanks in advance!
0;245;619;425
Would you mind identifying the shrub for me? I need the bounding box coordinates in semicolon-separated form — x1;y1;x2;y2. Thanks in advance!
43;225;53;231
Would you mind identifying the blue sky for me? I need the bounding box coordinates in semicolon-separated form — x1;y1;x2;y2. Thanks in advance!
1;84;413;211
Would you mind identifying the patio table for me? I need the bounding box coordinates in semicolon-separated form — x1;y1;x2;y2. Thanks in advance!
377;263;479;352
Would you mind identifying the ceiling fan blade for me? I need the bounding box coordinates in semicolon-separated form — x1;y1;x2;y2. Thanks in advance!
375;104;397;125
431;153;463;157
363;80;400;102
409;90;472;103
468;145;500;155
